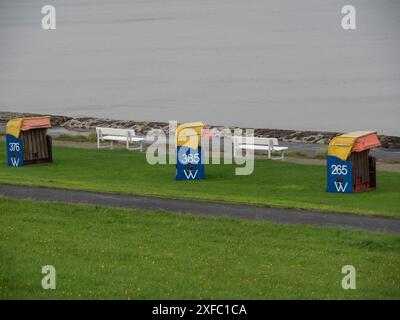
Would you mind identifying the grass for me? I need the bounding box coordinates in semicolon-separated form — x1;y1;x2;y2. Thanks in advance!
285;148;327;160
0;142;399;217
0;197;399;299
285;151;310;158
381;159;400;164
53;133;96;143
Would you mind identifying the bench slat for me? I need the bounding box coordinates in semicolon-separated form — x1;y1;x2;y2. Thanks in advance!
96;127;144;151
97;127;136;136
102;135;145;142
238;144;288;151
234;136;288;161
234;137;279;146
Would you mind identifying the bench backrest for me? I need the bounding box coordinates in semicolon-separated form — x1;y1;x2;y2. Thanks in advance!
96;127;136;137
233;136;279;146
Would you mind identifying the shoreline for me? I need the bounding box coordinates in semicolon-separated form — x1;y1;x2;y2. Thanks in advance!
1;110;400;149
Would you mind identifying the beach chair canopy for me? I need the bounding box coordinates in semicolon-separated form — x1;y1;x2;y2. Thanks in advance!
176;122;204;149
6;116;52;139
328;131;381;161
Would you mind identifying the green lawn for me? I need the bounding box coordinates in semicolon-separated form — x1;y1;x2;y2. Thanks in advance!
0;142;400;217
0;197;399;299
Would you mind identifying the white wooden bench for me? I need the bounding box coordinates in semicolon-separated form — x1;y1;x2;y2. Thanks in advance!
96;127;145;151
233;136;288;160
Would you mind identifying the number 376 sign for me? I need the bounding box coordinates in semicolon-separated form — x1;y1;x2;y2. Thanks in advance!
327;156;352;193
6;135;24;167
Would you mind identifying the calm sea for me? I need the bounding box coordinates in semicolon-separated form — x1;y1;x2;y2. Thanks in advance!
0;0;399;135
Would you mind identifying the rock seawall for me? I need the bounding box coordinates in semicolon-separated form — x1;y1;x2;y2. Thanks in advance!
1;111;399;149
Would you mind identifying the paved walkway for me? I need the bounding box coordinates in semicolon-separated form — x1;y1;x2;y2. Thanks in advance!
0;183;399;234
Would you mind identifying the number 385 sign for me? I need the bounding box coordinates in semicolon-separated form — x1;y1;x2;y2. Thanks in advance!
327;156;352;193
176;146;204;180
6;134;24;167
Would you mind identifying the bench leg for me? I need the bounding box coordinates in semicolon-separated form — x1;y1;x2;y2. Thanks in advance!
97;138;113;149
126;141;144;152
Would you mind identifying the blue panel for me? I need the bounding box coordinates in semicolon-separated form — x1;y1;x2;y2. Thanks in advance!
176;146;204;180
327;156;352;193
6;134;24;167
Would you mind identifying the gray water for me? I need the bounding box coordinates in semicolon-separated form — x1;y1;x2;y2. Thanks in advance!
0;0;399;135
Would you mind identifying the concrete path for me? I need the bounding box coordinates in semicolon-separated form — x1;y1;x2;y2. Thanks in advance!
0;183;399;234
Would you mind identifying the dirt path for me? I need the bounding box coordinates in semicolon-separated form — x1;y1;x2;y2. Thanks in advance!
0;183;399;234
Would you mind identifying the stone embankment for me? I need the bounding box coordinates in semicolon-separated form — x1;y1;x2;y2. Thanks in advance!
1;111;399;148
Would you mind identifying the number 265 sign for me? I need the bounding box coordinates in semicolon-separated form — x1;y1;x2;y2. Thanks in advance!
327;156;352;193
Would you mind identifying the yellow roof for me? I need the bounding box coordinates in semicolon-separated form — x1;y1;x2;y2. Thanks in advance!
328;131;378;161
338;131;376;139
6;118;23;139
6;116;51;139
176;122;204;149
